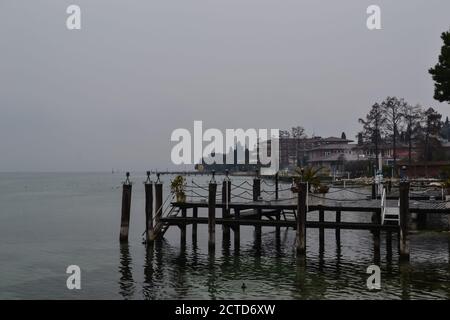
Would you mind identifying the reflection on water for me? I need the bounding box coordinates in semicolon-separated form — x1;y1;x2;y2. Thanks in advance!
119;227;450;300
119;244;135;299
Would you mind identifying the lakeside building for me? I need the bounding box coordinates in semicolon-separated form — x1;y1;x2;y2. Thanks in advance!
198;128;450;178
278;134;369;177
351;142;414;166
279;136;353;170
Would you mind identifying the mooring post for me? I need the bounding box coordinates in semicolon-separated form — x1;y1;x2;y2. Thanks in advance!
276;209;281;241
253;169;261;201
296;182;307;256
335;209;341;243
155;173;163;228
388;179;392;194
144;171;154;243
371;182;376;199
208;172;217;253
373;209;381;260
120;172;132;242
399;181;411;260
275;171;279;200
319;207;325;252
222;170;231;243
180;207;187;246
386;231;393;258
253;170;262;243
417;212;427;229
234;208;240;252
192;207;198;245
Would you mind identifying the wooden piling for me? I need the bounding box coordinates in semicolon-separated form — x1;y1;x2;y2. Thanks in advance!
399;181;410;260
155;176;163;227
296;182;307;255
276;210;281;240
180;207;187;245
192;207;198;244
208;181;217;252
417;212;427;229
275;172;279;200
234;208;240;252
253;176;262;242
119;173;132;242
253;176;261;201
222;180;231;242
371;183;376;199
319;207;324;252
386;231;393;258
373;209;381;259
144;175;153;242
335;210;341;243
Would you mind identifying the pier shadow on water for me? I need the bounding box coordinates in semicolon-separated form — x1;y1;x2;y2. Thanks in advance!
118;244;136;299
117;226;450;300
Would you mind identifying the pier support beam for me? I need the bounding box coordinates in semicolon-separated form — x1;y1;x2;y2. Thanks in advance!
386;231;393;260
319;207;324;252
399;181;411;260
371;183;376;199
120;173;132;242
335;210;341;244
144;172;154;243
192;207;198;245
417;213;427;229
222;177;231;243
373;209;381;261
253;173;262;243
296;182;307;256
276;210;281;240
155;174;163;229
234;208;240;253
180;207;187;247
208;180;217;253
275;172;279;200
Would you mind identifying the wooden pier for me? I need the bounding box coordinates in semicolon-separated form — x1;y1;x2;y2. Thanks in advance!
119;172;450;262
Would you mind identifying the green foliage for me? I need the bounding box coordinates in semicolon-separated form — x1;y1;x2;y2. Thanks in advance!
171;175;186;202
295;166;321;187
429;29;450;104
294;166;329;193
418;107;443;161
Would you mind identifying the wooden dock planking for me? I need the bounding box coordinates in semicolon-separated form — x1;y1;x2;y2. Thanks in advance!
159;216;399;231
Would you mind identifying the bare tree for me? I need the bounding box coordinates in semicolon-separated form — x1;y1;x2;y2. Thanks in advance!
381;96;407;171
401;104;423;165
291;126;306;138
358;103;385;167
279;130;290;138
291;126;307;166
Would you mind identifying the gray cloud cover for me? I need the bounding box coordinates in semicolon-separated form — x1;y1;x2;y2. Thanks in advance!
1;0;449;171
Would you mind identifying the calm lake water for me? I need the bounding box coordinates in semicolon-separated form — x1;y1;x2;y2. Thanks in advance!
0;172;449;300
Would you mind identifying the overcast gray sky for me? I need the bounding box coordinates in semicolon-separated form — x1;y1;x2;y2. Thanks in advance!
1;0;449;172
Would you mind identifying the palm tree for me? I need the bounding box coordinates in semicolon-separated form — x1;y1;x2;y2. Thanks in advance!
295;166;322;191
